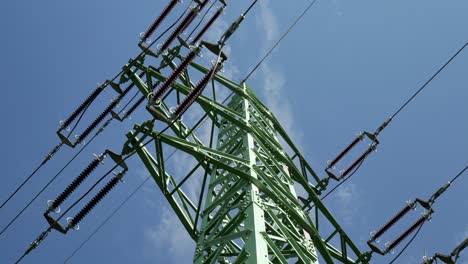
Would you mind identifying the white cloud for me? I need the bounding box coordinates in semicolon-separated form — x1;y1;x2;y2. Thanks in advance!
332;183;362;226
145;205;195;263
255;0;303;144
331;0;344;17
257;0;279;43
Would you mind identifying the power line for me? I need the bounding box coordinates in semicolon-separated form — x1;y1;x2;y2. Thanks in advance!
391;42;468;120
0;0;197;211
63;149;176;263
388;223;425;264
63;91;235;262
0;4;192;237
16;11;235;260
15;117;175;263
242;0;319;83
449;165;467;184
373;41;468;137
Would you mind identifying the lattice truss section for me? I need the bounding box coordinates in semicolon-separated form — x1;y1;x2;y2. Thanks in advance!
118;42;369;263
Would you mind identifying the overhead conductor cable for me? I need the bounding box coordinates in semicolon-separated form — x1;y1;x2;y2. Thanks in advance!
325;42;468;181
0;2;193;235
367;166;467;258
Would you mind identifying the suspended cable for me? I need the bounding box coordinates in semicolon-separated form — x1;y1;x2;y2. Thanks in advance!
242;0;319;83
63;90;235;263
303;157;365;212
16;1;248;260
0;144;61;209
63;148;177;263
391;42;468;120
366;166;467;256
15;113;178;262
388;223;425;264
325;42;468;181
0;4;192;236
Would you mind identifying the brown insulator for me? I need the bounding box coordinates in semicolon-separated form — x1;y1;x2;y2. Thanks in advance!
386;216;426;253
68;176;121;228
152;49;198;101
50;155;103;211
327;135;362;169
173;64;217;117
192;7;223;44
61;85;104;130
158;7;198;54
371;203;413;241
340;144;375;178
141;0;179;42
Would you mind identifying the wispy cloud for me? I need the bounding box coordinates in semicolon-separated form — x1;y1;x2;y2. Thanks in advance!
145;205;195;263
331;183;365;227
255;0;303;144
331;0;344;17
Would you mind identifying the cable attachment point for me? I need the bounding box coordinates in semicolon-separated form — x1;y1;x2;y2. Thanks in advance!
44;213;67;234
24;230;49;257
67;217;80;231
367;200;433;256
104;149;129;171
374;117;393;137
423;238;467;264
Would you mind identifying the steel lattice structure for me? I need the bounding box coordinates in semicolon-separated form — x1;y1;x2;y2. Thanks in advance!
120;48;370;263
8;1;376;263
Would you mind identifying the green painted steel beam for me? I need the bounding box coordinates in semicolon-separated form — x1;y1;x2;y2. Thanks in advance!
121;48;369;263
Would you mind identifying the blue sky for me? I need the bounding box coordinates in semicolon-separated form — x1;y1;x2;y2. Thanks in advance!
0;0;467;263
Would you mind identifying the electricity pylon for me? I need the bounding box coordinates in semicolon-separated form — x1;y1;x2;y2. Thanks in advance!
11;1;369;262
122;49;370;263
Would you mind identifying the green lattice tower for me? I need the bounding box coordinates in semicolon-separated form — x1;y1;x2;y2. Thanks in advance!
119;43;370;263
